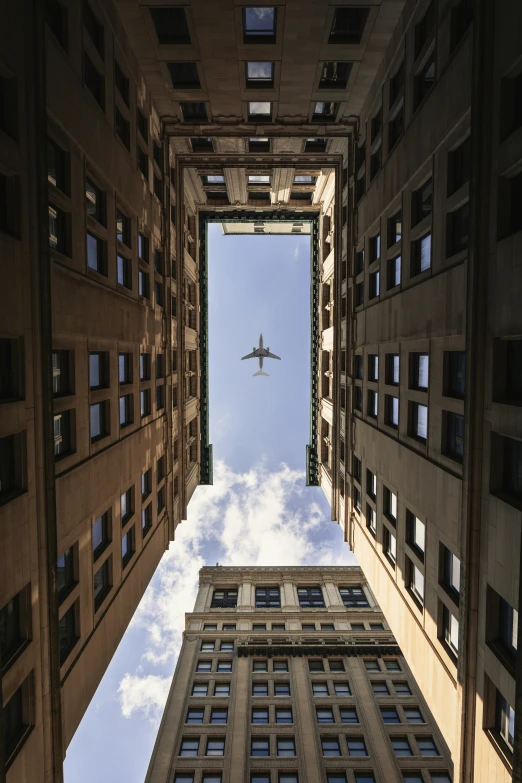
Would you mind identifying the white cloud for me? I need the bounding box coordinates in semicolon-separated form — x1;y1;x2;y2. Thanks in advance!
117;459;355;721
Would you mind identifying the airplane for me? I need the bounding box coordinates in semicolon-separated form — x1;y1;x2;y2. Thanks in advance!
241;333;281;376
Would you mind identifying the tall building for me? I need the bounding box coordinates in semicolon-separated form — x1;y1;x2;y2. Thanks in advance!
1;1;520;782
146;565;454;783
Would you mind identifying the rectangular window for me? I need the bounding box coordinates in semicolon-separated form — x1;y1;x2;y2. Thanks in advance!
118;353;132;385
86;231;106;274
309;659;324;672
115;107;130;149
48;203;68;255
140;389;151;418
367;390;378;418
277;737;296;756
211;589;238;608
179;738;199;757
0;433;25;504
442;603;459;655
116;210;131;247
410;353;429;391
121;488;133;524
251;738;269;757
192;683;208;696
404;707;424;724
372;682;389;695
0;338;22;401
93;557;111;611
414;51;436;110
141;504;152;536
366;469;377;499
217;661;232;672
385;395;399;428
117;255;132;289
388;106;404;151
58;602;79;664
276;708;293;724
417;736;439;756
255;586;281;607
92;511;110;560
248;101;272;121
0;587;30;668
407;558;425;605
366;504;377;535
215;683;230;696
89;351;109;390
502;436;522;500
387;255;401;288
186;708;204;724
253;682;268;696
447;202;470;256
391;737;412;756
496;689;515;750
329;7;369;44
138;269;150;299
167;62;200;89
444;350;466;398
121;527;134;566
319;61;351;89
297;586;325;607
384;659;401;672
3;677;32;763
340;707;358;724
339;586;368;608
394;682;412;695
369;270;380;299
334;682;351;696
381;707;400;724
273;659;288;671
90;401;109;441
57;546;76;603
210;708;228;724
407;510;426;555
412;232;432;275
47;137;68;193
443;411;464;461
317;708;334;723
448;136;471;195
180;102;208;122
253;660;268;672
119;394;132;428
409;402;428;442
83;0;104;56
252;708;269;724
243;7;277;43
384;528;397;564
312;682;328;696
369;234;381;262
385;353;399;386
84;51;104;107
246;61;274;87
53;410;74;460
347;738;367;756
274;682;290;696
412;179;432;226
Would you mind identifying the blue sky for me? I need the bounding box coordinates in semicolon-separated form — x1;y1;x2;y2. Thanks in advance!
63;224;355;783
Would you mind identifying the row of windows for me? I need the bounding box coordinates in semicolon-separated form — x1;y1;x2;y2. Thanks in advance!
173;775;451;783
201;620;384;632
209;585;369;609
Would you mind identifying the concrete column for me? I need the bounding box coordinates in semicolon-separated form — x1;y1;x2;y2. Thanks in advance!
324;581;344;610
238;580;253;611
282;581;298;610
228;656;249;783
291;657;323;783
194;581;212;612
224;167;247;204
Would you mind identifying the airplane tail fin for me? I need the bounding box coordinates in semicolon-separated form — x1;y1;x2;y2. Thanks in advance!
253;370;269;377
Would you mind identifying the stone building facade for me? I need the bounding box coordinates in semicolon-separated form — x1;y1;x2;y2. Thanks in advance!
146;566;453;783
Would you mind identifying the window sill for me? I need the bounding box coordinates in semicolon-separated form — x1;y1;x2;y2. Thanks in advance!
487;641;517;678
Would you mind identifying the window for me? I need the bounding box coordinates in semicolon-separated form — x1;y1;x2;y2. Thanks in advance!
312;101;339;122
217;660;232;672
387;254;401;289
366;469;377;499
309;659;324;672
276;708;293;724
370;147;381;180
450;0;473;51
414;51;436;109
338;708;357;725
248;101;272;121
372;681;389;695
141;503;152;536
192;683;208;696
252;777;270;783
56;547;76;604
321;623;335;631
321;737;341;756
368;390;378;419
384;659;401;672
186;708;204;724
407;558;425;604
150;7;190;44
116;210;131;248
115;107;130;150
92;512;110;560
320;61;351;89
211;588;238;608
444;351;466;398
86;231;106;274
141;469;152;500
501;436;522;500
498;594;518;659
93;558;111;611
196;660;212;673
201;641;215;652
167;62;200;89
121;527;134;567
447;202;469;256
412;179;432;226
443;412;464;461
448;136;471;196
369;270;380;299
253;682;268;696
385;395;399;428
115;254;132;289
53;411;74;459
388;106;405;151
273;659;288;671
369;234;381;263
404;707;424;724
179;737;199;757
317;708;334;723
277;737;295;757
253;660;268;672
48;203;68;255
243;7;276;43
339;585;368;609
355;281;364;308
89;352;109;390
496;690;515;751
119;394;133;428
347;737;367;756
0;587;30;669
90;401;109;441
410;402;428;441
202;776;222;783
251;737;271;758
222;624;236;631
275;682;290;696
394;682;412;695
255;586;280;607
210;708;228;724
3;678;32;763
120;489;133;525
220;641;233;653
383;488;397;524
246;61;274;87
297;586;325;607
410;353;429;391
312;682;328;696
334;682;351;696
0;433;25;504
417;737;439;756
381;707;400;724
351;623;364;631
442;604;459;655
364;659;379;671
500;71;522;141
328;777;347;783
84;52;104;107
384;528;397;564
252;708;269;724
386;211;402;248
47;138;68;193
301;624;315;631
330;660;344;673
391;737;412;756
390;61;405;105
329;7;369;44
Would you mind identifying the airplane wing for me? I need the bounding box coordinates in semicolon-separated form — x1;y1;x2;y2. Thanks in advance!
265;351;281;360
241;351;256;360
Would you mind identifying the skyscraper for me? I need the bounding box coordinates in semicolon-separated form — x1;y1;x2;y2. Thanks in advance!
146;566;453;783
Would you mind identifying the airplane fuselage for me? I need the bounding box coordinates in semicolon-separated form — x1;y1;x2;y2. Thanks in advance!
241;333;281;376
